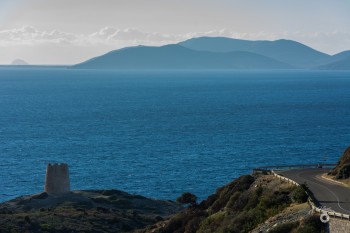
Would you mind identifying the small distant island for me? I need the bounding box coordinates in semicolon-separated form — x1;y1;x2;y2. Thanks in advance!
11;59;29;65
72;37;350;70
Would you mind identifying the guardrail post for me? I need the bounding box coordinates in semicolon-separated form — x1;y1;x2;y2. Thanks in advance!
267;167;349;222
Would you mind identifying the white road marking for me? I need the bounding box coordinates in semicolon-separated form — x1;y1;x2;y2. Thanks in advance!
291;170;350;214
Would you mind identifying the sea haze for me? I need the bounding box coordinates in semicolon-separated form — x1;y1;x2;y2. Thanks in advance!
1;69;350;202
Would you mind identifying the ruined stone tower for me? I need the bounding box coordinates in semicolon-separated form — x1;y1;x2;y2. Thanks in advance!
44;163;70;195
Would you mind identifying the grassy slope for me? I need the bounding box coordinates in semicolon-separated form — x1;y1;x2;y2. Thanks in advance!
141;174;324;233
0;190;181;233
0;173;326;233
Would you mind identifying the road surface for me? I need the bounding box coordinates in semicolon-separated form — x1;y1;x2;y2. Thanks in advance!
277;168;350;214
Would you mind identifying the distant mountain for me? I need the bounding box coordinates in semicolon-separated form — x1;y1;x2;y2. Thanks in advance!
73;44;292;70
317;56;350;70
179;37;331;68
332;50;350;61
11;59;28;65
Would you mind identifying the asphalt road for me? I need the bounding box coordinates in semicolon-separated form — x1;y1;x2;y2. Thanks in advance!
277;168;350;214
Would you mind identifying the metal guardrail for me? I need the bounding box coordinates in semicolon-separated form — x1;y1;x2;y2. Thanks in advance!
270;168;350;221
271;170;300;186
309;200;350;221
254;163;336;172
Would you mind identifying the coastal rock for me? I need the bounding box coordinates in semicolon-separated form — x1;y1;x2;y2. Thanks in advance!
0;190;182;233
330;146;350;179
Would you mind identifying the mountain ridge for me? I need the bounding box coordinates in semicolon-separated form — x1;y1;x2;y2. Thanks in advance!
179;37;331;68
72;37;350;70
73;44;292;70
317;56;350;70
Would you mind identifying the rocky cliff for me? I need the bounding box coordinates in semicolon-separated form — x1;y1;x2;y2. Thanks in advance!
140;174;324;233
330;146;350;179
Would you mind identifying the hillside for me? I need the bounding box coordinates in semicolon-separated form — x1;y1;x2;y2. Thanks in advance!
73;44;292;70
0;190;181;233
317;56;350;70
140;174;323;233
329;145;350;179
179;37;331;68
0;174;326;233
331;50;350;61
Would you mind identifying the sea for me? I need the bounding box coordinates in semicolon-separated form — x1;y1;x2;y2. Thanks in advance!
1;68;350;202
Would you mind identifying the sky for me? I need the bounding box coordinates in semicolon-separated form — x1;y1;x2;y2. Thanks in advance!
0;0;350;64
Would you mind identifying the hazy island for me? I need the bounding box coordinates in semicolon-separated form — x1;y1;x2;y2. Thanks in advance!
71;37;350;70
11;59;29;66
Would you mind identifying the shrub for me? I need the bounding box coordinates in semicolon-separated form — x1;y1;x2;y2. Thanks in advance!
337;164;350;179
225;191;241;210
297;215;325;233
291;185;308;203
198;211;226;232
177;192;198;206
244;187;263;210
185;217;203;233
24;216;31;223
258;190;291;210
40;223;52;231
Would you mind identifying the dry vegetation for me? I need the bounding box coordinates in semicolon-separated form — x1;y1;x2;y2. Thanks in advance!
141;174;324;233
327;145;350;186
0;190;181;233
0;173;327;233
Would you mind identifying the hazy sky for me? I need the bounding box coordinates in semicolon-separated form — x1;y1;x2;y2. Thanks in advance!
1;0;350;64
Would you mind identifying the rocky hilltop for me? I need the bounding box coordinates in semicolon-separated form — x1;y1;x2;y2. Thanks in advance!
0;190;181;233
139;174;323;233
329;145;350;179
0;173;325;233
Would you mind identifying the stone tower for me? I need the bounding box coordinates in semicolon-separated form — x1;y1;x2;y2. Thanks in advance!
44;163;70;195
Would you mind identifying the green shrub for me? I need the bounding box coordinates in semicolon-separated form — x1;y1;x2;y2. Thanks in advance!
291;186;308;203
231;192;249;210
177;192;198;206
258;190;291;210
225;192;241;210
244;187;263;210
40;223;52;231
198;211;226;232
185;217;203;233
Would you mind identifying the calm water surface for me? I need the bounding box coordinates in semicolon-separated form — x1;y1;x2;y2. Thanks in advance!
1;69;350;202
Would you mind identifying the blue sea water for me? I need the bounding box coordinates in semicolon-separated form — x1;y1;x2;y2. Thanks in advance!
1;68;350;202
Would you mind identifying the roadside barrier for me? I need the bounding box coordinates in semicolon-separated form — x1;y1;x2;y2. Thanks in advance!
254;163;336;172
309;201;350;221
271;170;300;186
265;167;350;221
